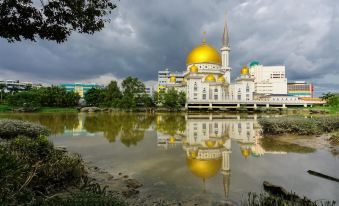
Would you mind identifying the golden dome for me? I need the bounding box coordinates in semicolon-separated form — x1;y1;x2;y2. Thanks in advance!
205;74;216;82
186;43;222;65
240;66;249;75
169;136;176;144
189;64;199;73
217;75;226;83
187;158;222;179
189;150;198;159
241;148;251;158
170;74;176;83
204;140;216;148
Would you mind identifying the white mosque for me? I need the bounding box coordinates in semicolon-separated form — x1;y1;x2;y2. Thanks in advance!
157;17;324;109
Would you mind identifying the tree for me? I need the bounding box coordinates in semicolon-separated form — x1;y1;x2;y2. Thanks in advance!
105;80;122;107
327;95;339;107
121;76;145;96
0;0;117;43
321;92;336;101
84;88;105;106
0;83;5;102
163;88;182;110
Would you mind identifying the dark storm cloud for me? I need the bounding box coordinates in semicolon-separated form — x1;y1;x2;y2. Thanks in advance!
0;0;338;91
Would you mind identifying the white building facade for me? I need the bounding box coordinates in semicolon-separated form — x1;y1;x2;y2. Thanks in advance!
156;16;321;107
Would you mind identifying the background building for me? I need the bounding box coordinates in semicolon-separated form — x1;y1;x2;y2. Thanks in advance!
60;83;102;97
249;62;288;95
0;80;43;92
288;81;313;98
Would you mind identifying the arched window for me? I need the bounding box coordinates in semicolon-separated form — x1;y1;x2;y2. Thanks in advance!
214;88;218;92
194;82;197;92
246;84;249;92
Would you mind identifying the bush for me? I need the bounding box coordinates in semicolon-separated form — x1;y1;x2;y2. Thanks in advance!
258;116;339;135
0;135;85;205
0;119;50;139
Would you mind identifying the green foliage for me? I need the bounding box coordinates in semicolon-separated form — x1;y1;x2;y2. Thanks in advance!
0;104;11;112
0;119;50;139
259;116;339;135
163;88;186;110
105;80;123;106
0;120;126;206
0;0;117;43
122;76;145;96
84;88;106;107
7;86;80;108
242;192;335;206
0;135;85;205
327;95;339;107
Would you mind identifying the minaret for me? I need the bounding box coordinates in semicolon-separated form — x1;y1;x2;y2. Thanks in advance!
221;14;232;84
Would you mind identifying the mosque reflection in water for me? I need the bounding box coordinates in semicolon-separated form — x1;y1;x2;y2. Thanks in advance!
156;114;285;198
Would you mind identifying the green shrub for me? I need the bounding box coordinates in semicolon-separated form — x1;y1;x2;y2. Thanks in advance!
242;192;335;206
0;119;50;139
0;136;85;205
258;116;339;135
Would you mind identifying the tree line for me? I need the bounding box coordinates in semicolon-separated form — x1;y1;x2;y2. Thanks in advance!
0;76;186;110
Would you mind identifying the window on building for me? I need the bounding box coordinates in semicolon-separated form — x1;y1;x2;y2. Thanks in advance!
194;82;197;92
238;94;241;100
202;94;206;100
214;95;218;100
246;84;249;92
214;88;218;92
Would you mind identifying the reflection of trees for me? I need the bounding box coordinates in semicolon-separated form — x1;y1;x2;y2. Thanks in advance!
260;138;315;153
0;113;79;135
156;114;186;136
83;113;155;147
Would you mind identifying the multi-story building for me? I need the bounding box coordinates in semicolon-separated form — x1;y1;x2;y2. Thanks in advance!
288;81;313;98
0;80;43;92
249;62;288;95
60;83;102;97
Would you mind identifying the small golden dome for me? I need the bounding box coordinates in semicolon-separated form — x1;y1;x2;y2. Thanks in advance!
170;74;176;83
187;158;222;179
205;74;216;82
241;148;251;158
186;43;222;65
217;75;226;83
240;66;249;75
204;140;216;148
169;136;176;144
189;64;199;73
189;150;198;159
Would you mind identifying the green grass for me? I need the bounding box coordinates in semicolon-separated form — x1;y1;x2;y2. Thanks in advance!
38;107;78;113
0;104;11;112
310;105;339;114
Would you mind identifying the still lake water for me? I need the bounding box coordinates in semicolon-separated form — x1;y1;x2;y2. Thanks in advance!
1;112;338;203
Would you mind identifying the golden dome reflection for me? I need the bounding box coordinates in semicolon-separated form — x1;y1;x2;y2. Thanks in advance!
241;148;251;158
186;43;222;65
205;74;216;82
187;158;222;179
204;140;217;148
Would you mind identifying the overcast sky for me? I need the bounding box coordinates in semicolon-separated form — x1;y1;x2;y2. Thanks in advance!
0;0;338;95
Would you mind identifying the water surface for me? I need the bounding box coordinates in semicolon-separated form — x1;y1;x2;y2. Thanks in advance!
1;112;338;204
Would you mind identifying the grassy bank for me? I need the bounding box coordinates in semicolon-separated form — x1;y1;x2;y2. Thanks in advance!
0;119;126;205
259;116;339;135
0;104;78;113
